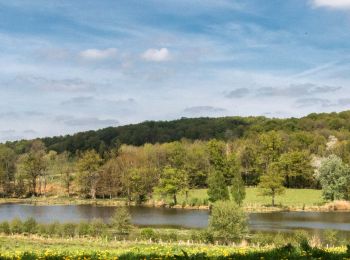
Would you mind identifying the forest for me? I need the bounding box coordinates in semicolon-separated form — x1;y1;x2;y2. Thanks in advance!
1;110;350;205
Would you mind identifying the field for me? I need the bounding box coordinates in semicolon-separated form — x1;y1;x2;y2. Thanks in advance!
0;188;325;212
0;235;348;259
164;188;324;210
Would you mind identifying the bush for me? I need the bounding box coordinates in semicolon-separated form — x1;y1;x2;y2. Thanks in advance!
47;221;60;236
111;207;132;235
89;219;106;237
199;229;214;244
0;221;10;234
323;229;338;246
60;223;76;237
37;224;48;236
140;228;158;241
208;200;247;244
23;217;38;234
10;218;23;234
77;222;90;237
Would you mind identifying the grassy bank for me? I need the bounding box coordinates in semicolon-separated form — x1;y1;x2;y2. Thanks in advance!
0;188;326;212
0;235;348;259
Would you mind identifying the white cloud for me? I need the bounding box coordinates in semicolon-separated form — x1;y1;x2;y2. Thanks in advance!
312;0;350;9
141;48;170;62
79;48;117;60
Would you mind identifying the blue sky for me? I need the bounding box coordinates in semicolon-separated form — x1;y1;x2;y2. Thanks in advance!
1;0;350;142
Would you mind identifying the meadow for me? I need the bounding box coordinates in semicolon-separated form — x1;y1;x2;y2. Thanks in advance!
0;235;349;259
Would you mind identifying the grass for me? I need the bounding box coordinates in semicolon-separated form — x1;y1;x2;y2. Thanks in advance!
0;188;325;212
161;187;324;209
0;235;348;259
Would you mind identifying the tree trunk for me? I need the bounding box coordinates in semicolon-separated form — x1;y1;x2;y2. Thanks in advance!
173;193;177;205
272;191;275;207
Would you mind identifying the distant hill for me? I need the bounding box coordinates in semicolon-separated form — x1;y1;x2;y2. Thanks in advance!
8;110;350;154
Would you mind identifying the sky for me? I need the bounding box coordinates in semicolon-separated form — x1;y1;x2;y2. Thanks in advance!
1;0;350;142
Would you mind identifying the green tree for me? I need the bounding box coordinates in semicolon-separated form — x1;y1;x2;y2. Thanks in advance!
207;169;229;203
319;155;350;201
76;150;102;199
227;153;245;205
111;207;132;235
154;166;187;205
278;150;314;188
258;163;285;207
17;140;47;196
0;145;16;196
208;200;247;244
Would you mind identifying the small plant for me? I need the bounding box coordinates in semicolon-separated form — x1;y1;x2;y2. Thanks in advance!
0;221;10;234
60;223;76;237
323;229;338;246
77;221;90;236
10;218;23;234
23;217;38;234
111;207;132;235
140;228;158;241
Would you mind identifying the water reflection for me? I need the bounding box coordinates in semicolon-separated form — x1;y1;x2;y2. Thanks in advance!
0;204;349;238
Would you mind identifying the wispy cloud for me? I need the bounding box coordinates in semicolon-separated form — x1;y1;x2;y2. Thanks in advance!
312;0;350;9
79;48;117;60
142;48;170;62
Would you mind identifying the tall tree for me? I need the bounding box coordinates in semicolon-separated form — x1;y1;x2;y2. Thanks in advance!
318;155;350;201
0;145;16;196
278;150;314;188
154;166;187;205
76;150;102;199
17;140;47;196
207;169;229;203
258;163;285;207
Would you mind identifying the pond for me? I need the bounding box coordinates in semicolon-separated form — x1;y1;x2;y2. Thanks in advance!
0;204;349;238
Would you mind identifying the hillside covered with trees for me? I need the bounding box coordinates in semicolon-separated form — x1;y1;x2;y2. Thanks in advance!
1;110;350;205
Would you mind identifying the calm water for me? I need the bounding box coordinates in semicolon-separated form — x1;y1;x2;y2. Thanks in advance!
0;204;349;237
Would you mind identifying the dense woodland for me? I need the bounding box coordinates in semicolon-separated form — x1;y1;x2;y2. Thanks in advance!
1;111;350;203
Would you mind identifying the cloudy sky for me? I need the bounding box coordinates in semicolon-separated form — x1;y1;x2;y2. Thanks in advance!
1;0;350;142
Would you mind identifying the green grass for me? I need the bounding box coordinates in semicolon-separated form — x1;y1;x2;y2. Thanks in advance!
161;188;324;209
0;187;324;211
0;235;348;259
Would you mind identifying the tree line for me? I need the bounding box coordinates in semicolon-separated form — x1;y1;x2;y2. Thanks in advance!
1;124;350;203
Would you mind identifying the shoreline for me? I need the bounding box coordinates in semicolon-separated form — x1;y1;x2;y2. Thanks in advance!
0;197;349;213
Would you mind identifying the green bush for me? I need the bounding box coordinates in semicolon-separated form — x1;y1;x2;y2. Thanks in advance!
140;228;158;241
47;221;60;236
60;223;76;237
77;221;90;236
23;217;38;234
0;221;10;234
37;224;48;236
199;229;214;244
323;229;338;246
10;218;23;234
111;207;132;235
89;219;106;237
208;200;247;244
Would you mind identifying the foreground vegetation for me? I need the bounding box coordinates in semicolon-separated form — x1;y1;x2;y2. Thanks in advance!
0;235;349;259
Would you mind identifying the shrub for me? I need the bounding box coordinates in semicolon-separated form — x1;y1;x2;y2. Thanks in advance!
111;207;132;235
23;217;38;234
37;224;48;236
60;223;76;237
77;221;90;237
208;200;247;244
323;229;338;246
10;218;23;234
140;228;158;241
47;221;60;236
199;229;214;244
89;219;106;237
0;221;10;234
